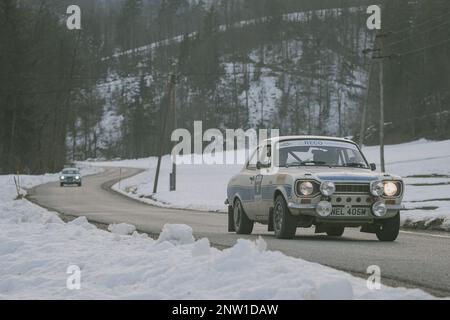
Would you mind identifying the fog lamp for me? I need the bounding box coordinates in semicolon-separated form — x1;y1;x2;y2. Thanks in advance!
316;201;332;217
372;201;387;217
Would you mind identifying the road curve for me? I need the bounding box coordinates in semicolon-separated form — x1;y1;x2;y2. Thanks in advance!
28;167;450;297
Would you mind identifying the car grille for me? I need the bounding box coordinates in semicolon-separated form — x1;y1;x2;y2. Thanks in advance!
335;183;370;194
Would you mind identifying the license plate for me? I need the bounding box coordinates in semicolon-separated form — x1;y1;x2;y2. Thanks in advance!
331;207;368;217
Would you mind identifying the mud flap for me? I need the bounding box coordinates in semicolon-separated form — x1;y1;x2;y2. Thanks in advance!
228;205;235;232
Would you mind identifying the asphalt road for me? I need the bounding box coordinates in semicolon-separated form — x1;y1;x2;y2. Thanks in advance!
29;167;450;297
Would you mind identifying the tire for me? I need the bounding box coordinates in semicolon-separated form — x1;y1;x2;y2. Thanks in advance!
326;226;345;237
78;182;82;187
376;213;400;242
233;199;254;235
60;183;64;187
273;195;297;239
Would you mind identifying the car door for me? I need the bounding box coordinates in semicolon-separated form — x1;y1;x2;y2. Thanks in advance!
239;148;259;219
254;143;272;220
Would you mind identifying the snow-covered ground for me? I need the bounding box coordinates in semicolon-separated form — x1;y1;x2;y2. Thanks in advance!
0;172;434;299
86;139;450;231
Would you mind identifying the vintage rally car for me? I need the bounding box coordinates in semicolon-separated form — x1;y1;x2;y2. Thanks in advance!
226;136;404;241
60;167;82;187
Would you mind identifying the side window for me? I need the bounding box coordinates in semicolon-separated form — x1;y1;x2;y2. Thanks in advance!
259;144;272;166
247;148;259;170
346;148;365;164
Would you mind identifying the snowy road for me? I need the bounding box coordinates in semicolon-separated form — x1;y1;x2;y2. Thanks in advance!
29;167;450;297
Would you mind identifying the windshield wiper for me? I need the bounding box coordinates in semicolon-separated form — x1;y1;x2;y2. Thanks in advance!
300;160;326;165
286;161;327;167
343;162;367;168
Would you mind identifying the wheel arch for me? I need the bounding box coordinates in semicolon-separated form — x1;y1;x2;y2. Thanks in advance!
232;194;243;206
273;187;288;203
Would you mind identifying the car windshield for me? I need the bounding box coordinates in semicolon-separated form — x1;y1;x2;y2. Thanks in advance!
62;169;79;175
274;139;369;169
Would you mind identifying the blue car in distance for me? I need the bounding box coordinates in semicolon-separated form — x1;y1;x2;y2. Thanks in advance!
60;167;82;187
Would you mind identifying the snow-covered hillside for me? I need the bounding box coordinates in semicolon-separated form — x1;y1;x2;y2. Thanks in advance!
78;6;370;158
86;139;450;231
0;172;433;299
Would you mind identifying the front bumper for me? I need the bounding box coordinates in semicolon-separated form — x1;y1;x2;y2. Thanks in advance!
61;178;81;184
287;201;404;220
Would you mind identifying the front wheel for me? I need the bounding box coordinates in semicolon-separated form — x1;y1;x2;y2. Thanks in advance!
233;199;254;235
376;213;400;242
273;195;297;239
60;183;64;187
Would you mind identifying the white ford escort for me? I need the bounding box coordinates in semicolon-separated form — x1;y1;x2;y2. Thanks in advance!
226;136;404;241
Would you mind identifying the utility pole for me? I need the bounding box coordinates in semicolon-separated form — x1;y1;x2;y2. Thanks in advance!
375;32;390;173
378;36;385;173
153;66;176;194
118;167;122;190
169;63;177;191
363;31;392;172
358;61;374;149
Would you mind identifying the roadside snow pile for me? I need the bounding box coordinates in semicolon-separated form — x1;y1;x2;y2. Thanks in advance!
84;139;450;231
108;223;136;235
0;174;434;299
69;216;97;230
157;224;195;245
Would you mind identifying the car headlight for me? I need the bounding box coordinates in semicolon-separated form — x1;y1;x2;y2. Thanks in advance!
75;176;80;180
372;201;387;217
370;180;384;197
298;181;314;196
384;181;398;197
60;176;65;180
320;181;336;196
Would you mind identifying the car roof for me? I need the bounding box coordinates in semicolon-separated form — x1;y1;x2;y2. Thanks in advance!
62;168;79;171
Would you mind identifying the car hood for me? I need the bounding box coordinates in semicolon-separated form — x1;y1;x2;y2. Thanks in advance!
276;167;402;182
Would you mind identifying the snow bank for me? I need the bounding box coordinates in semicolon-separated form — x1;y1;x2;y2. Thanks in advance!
0;173;433;299
157;224;195;245
108;223;137;235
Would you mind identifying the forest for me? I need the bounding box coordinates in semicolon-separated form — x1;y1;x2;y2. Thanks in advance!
1;0;449;173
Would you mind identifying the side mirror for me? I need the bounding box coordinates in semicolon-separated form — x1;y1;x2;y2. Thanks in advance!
370;163;377;171
257;161;271;170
